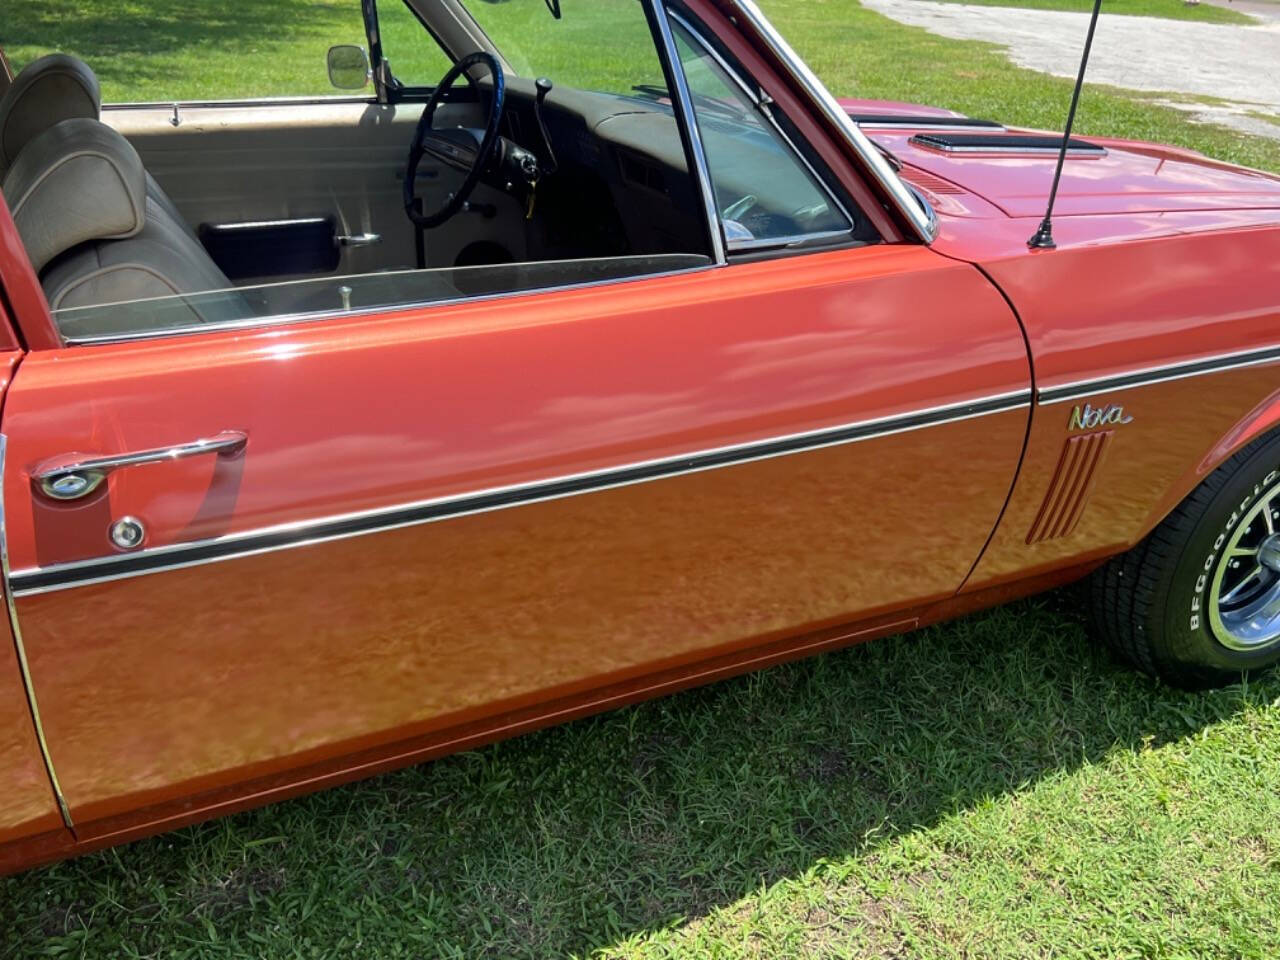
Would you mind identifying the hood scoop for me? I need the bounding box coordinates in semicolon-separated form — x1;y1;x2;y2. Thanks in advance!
909;133;1106;157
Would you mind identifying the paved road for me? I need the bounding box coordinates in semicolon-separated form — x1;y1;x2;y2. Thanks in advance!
1201;0;1280;23
860;0;1280;141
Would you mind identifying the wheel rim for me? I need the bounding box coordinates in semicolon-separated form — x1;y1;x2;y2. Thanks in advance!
1209;479;1280;651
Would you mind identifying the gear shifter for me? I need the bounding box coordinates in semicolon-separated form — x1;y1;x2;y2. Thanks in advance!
533;77;559;177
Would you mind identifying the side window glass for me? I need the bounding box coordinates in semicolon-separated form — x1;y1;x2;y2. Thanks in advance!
51;256;712;344
6;6;376;102
456;0;669;96
670;20;852;252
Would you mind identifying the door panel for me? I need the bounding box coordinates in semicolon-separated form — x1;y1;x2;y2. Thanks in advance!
104;99;520;276
2;246;1030;824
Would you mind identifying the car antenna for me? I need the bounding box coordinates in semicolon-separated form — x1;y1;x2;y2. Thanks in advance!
1028;0;1104;251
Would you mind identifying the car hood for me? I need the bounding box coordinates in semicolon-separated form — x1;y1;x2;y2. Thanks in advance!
840;98;1280;218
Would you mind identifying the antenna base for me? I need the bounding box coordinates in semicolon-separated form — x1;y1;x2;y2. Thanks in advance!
1027;221;1057;250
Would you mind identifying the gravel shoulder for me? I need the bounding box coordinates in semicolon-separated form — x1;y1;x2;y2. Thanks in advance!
860;0;1280;141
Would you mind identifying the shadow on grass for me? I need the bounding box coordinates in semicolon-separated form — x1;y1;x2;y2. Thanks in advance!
3;589;1274;957
3;0;357;92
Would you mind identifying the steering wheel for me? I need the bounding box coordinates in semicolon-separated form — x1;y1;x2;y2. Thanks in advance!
404;51;506;230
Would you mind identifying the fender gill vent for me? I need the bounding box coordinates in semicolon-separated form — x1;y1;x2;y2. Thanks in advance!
1026;431;1113;544
899;169;966;196
910;133;1106;156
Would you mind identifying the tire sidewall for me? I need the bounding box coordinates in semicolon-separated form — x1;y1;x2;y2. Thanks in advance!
1162;441;1280;675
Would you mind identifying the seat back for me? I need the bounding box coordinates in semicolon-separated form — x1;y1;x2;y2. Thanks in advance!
0;54;100;178
3;117;242;333
0;52;200;243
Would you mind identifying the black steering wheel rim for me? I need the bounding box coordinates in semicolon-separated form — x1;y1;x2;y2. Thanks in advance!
404;51;505;230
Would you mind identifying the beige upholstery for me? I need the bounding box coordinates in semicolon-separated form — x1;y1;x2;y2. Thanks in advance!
3;117;242;331
0;53;200;243
0;54;100;178
3;118;146;273
45;194;246;334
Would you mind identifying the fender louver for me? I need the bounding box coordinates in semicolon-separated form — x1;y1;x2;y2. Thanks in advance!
909;133;1106;156
1026;431;1113;544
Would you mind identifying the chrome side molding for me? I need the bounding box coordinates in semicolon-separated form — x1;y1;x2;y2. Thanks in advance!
10;390;1031;597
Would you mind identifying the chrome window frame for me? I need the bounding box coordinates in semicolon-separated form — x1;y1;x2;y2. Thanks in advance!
727;0;937;244
645;1;728;265
666;8;858;255
54;0;728;348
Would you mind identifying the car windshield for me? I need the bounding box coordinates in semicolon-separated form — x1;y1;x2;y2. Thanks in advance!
456;0;665;95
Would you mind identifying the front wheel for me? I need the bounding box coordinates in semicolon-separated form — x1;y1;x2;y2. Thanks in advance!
1090;430;1280;688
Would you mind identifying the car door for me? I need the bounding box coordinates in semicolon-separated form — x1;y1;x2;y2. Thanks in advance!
0;242;1030;831
0;341;64;855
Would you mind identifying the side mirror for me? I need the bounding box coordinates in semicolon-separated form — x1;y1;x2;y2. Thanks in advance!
327;45;370;90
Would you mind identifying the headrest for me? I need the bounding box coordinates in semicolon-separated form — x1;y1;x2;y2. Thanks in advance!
0;54;101;177
2;118;146;273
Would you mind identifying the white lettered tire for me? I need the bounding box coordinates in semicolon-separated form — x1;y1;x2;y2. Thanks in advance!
1090;431;1280;688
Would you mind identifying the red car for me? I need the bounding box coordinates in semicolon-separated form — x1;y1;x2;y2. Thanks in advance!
1;0;1278;876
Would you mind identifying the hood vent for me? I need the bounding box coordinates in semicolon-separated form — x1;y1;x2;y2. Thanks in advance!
899;169;966;196
910;133;1106;156
852;113;1004;131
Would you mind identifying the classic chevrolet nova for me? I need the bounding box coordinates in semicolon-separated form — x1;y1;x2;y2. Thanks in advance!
1;0;1278;875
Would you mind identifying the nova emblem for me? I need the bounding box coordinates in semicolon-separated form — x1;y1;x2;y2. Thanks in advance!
1069;402;1134;432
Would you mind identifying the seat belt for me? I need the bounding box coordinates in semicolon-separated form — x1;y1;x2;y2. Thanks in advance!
0;46;13;96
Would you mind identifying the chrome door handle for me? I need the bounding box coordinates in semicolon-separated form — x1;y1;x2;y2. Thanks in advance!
336;232;381;247
33;430;248;501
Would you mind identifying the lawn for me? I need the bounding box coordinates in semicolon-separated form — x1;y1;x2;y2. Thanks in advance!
3;1;1280;958
930;0;1257;25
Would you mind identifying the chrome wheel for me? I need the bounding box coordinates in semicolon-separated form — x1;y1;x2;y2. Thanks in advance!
1209;480;1280;651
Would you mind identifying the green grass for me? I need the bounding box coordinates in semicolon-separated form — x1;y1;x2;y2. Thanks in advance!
2;0;450;101
4;2;1280;957
1;0;665;102
930;0;1257;25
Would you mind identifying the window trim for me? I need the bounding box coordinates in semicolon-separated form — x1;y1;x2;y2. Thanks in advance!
667;9;859;257
644;1;727;266
34;0;726;349
728;0;936;244
54;256;717;348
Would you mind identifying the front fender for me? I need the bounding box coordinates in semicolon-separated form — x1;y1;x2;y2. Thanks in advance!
961;222;1280;592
